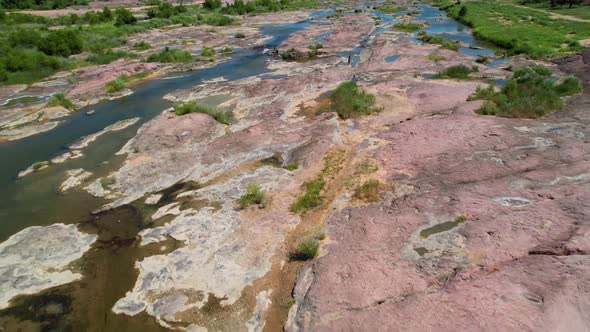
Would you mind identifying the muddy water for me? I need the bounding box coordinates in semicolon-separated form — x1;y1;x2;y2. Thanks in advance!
0;4;503;331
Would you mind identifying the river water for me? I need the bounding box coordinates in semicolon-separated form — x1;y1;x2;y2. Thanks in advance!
0;4;502;331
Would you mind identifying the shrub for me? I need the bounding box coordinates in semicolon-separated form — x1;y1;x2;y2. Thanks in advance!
238;183;266;209
203;0;222;10
472;66;581;118
436;65;474;79
374;4;405;13
324;81;381;119
38;29;83;57
200;47;216;57
105;74;129;93
286;162;299;171
86;49;128;64
147;48;193;63
426;54;446;62
353;179;381;202
220;47;233;54
173;101;231;124
291;237;320;260
133;41;152;51
47;93;74;110
290;179;324;214
114;7;137;26
235;32;246;38
554;76;582;96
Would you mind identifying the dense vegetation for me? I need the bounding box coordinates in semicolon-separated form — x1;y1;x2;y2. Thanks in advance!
173;101;231;124
433;0;590;58
147;48;193;63
318;81;381;119
393;22;422;32
0;0;87;9
470;66;582;118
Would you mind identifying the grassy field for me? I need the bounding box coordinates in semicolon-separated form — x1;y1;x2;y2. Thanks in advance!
433;0;590;58
512;0;590;20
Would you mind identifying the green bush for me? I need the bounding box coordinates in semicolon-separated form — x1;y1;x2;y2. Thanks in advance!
235;32;246;38
47;93;74;110
286;162;299;171
147;48;193;63
86;49;129;64
114;7;137;26
290;179;324;214
105;74;129;93
38;29;83;57
203;0;222;10
291;237;320;260
220;47;233;54
375;4;405;13
323;81;381;119
200;47;216;57
173;101;231;124
472;66;581;118
238;183;266;209
436;65;474;79
133;41;152;51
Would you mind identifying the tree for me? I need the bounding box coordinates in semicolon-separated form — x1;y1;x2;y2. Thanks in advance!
38;30;83;57
114;7;136;26
203;0;222;10
458;6;467;17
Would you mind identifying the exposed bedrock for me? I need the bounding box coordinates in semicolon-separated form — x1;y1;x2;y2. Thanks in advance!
286;50;590;331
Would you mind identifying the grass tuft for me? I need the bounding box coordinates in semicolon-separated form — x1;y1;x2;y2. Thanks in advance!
353;179;381;202
319;81;381;119
173;101;231;125
47;93;74;110
436;65;475;79
290;179;325;214
147;48;193;63
238;183;266;209
291;236;320;260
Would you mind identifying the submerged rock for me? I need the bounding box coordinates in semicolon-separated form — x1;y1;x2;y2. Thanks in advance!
0;223;97;309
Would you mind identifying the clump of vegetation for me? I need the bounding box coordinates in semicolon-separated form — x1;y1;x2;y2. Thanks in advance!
100;176;116;189
436;65;476;79
47;93;74;110
147;2;187;19
147;48;193;63
173;101;231;125
353;179;381;202
235;32;246;38
221;0;320;15
86;49;132;65
393;22;422;32
417;31;459;51
455;215;468;223
290;179;325;214
475;55;490;64
319;81;381;119
32;161;48;172
220;47;233;54
105;74;129;93
114;7;137;27
286;162;299;171
426;54;446;62
291;236;320;260
200;47;216;57
133;41;152;51
238;183;266;209
471;65;582;118
375;4;405;13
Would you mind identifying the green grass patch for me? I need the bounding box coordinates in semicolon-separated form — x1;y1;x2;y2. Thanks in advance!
173;101;231;125
238;183;266;209
471;65;582;118
133;41;152;51
393;22;423;32
200;47;216;57
318;81;381;119
290;179;325;214
417;31;460;51
286;162;299;171
100;176;116;188
426;54;447;62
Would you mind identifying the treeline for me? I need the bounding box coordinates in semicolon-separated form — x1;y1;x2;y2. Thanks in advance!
520;0;584;8
204;0;318;14
0;0;88;10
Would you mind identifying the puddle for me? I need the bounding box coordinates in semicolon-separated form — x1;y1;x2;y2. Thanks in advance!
384;54;400;62
420;218;466;238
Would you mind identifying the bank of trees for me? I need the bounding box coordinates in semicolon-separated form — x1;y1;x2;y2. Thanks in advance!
520;0;584;8
0;0;87;9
